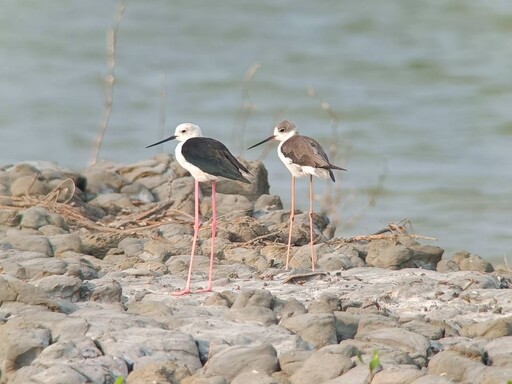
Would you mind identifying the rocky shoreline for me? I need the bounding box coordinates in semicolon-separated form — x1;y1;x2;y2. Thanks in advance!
1;156;511;384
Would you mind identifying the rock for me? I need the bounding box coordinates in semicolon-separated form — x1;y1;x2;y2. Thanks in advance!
163;235;195;258
408;245;444;269
257;209;291;226
356;328;430;366
7;163;41;182
231;289;274;309
120;181;155;203
117;156;174;184
0;208;21;226
199;159;269;201
411;375;453;384
307;293;342;314
88;192;138;215
0;250;69;279
289;243;335;270
33;275;83;301
0;275;65;310
323;365;370;384
85;279;123;303
47;234;82;256
253;194;283;216
39;225;69;236
183;376;227;384
142;239;175;262
366;238;442;270
355;315;398;338
85;166;129;194
27;339;128;384
371;366;424;384
224;306;278;326
127;300;175;326
127;361;191;384
19;207;53;229
334;312;361;341
366;241;413;270
80;232;126;259
58;252;99;280
200;237;232;261
484;336;512;367
164;177;195;213
12;365;90;384
204;343;278;382
281;313;338;348
317;245;366;271
224;247;268;270
279;350;313;376
203;291;237;308
289;347;354;384
201;193;253;220
402;320;444;340
273;298;307;322
452;251;494;272
118;237;146;257
231;371;275;384
427;350;483;382
436;259;459;272
220;216;270;243
10;175;48;196
460;316;512;339
0;322;51;373
4;230;53;256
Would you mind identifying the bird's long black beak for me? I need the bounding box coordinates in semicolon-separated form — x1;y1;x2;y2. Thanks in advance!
247;135;275;150
146;135;177;148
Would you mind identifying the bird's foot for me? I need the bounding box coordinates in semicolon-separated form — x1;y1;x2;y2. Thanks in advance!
195;285;212;294
171;288;192;296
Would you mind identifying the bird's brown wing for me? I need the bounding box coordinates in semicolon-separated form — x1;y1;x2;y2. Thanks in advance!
281;135;331;168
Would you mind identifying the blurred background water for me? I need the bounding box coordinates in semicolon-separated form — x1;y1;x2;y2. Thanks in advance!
1;0;511;264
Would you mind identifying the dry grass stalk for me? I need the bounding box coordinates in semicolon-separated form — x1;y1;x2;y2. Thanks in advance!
343;219;436;243
90;0;127;167
235;62;261;156
1;179;192;234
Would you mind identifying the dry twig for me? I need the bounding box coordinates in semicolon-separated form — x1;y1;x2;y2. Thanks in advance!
90;0;127;166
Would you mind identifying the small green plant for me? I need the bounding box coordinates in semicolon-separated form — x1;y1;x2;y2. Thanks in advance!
369;350;381;372
114;377;125;384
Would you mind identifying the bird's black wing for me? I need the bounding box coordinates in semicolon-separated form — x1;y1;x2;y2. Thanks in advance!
182;137;251;183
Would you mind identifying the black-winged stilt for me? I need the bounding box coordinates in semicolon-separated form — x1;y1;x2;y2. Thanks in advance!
248;120;346;271
147;123;251;295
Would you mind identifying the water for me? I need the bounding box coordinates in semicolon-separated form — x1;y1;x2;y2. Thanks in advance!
1;0;511;264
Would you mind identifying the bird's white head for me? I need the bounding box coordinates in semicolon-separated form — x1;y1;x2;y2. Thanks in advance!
273;120;298;142
247;119;299;150
173;123;203;142
146;122;203;149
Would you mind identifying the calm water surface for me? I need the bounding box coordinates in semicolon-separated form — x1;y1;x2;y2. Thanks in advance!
1;0;511;263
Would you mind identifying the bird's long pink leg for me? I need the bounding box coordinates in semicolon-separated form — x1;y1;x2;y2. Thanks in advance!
285;176;295;270
309;175;316;271
197;180;216;293
172;179;200;296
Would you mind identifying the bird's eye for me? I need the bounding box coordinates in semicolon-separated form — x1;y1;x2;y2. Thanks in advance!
181;130;186;134
279;128;285;133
